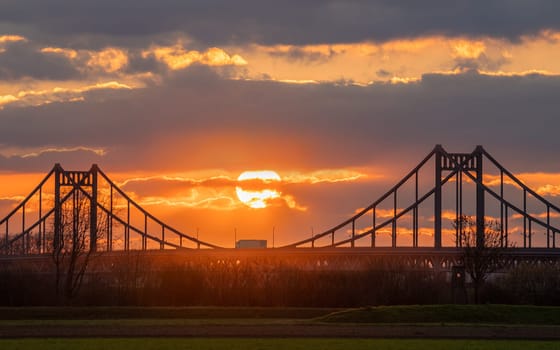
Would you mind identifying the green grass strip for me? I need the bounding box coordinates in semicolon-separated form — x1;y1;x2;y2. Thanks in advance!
319;304;560;325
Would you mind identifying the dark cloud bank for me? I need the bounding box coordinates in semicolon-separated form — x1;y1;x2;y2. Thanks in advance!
1;67;559;174
1;1;560;46
0;41;80;80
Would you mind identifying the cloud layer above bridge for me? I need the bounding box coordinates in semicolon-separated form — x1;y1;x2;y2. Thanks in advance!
1;1;560;246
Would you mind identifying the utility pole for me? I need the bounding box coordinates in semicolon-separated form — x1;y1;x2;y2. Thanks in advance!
272;226;275;248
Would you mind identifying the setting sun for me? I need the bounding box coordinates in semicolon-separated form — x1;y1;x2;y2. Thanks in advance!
236;170;281;209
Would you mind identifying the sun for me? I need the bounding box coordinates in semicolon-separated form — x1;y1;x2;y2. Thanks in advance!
236;170;281;208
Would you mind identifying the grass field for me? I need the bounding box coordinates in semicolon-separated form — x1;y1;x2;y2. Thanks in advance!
0;306;338;320
1;305;559;342
319;304;560;325
1;338;559;350
2;304;560;325
0;318;307;327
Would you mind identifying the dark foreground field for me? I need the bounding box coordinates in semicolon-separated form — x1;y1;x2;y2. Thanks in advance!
1;305;559;349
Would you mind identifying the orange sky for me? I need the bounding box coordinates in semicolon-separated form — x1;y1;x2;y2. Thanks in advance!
2;158;560;248
2;4;560;248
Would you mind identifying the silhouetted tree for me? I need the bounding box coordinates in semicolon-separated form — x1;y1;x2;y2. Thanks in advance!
499;263;560;305
49;191;107;303
453;215;509;304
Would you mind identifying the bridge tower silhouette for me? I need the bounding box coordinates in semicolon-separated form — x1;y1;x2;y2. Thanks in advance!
52;164;99;253
1;145;560;258
434;145;485;250
1;162;220;256
282;145;559;252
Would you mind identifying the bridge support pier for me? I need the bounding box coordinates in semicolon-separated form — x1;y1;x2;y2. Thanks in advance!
89;165;98;252
475;146;485;249
53;164;62;252
434;145;443;249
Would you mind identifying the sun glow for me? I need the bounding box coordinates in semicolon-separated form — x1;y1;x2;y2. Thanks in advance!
236;170;281;209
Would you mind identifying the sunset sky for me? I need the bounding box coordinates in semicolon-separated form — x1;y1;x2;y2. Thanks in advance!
1;1;560;247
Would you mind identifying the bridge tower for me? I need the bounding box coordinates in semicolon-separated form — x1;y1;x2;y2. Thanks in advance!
434;145;484;249
53;164;99;253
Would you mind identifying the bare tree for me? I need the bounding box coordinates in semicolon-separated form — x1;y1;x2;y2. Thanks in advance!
453;215;509;304
50;190;107;303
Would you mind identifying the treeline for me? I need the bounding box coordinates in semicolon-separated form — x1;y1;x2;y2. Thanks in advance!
1;259;559;306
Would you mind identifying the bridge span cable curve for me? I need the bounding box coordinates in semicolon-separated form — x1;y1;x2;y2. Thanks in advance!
96;168;222;249
280;147;438;248
0;164;223;254
443;147;560;249
2;145;560;255
282;145;560;249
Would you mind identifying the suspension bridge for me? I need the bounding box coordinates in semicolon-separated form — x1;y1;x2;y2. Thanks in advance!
1;145;560;270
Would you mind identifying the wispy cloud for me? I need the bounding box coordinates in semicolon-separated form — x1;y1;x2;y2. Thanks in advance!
0;81;133;109
114;168;369;212
18;146;107;159
282;169;369;184
0;35;26;44
485;172;560;197
40;47;78;59
0;195;26;202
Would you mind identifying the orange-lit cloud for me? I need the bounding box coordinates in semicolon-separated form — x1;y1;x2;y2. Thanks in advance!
143;45;247;70
0;95;17;106
41;47;78;59
41;46;128;73
351;207;414;221
485;172;560;197
0;35;23;54
131;193;240;211
484;174;516;187
343;225;438;239
0;35;26;44
0;195;25;203
86;48;128;72
119;169;368;190
232;31;560;85
512;211;560;220
282;169;369;184
442;210;458;221
451;39;486;59
117;174;235;189
535;184;560;197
